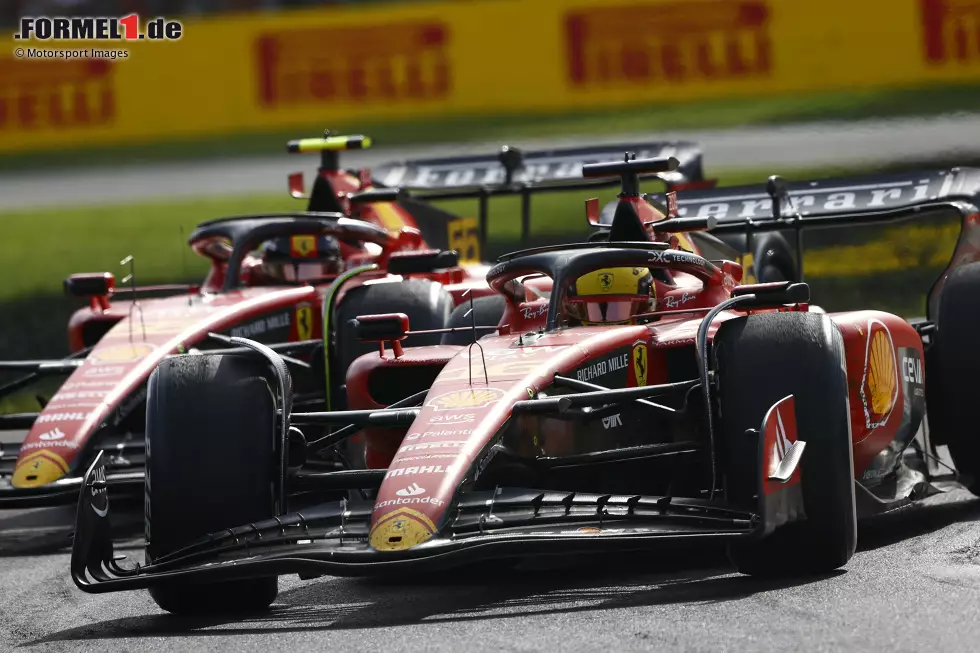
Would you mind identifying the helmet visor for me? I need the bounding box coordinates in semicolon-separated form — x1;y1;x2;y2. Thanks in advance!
583;300;636;323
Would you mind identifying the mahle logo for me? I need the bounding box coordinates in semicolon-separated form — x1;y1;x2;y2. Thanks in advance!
14;15;183;41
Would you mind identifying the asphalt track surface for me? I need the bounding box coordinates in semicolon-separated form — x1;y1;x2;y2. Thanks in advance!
4;487;980;651
3;114;980;211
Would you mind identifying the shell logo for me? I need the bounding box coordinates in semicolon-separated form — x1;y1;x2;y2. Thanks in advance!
427;388;505;411
860;320;898;429
89;343;155;363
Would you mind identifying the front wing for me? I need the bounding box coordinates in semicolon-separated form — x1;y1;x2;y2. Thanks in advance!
71;455;759;592
71;395;809;591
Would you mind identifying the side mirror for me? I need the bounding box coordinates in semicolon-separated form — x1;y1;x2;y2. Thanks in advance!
288;172;308;199
650;216;718;233
65;272;115;310
348;187;407;205
732;281;810;308
585;197;600;226
351;313;409;357
388;249;459;275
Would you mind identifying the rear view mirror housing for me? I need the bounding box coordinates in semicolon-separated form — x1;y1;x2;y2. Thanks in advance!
388;249;459;275
732;281;810;308
65;273;115;310
351;312;410;357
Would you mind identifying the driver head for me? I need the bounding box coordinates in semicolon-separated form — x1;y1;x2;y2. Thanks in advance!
258;234;343;282
565;266;655;325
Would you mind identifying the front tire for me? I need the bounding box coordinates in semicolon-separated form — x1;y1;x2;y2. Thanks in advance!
714;312;856;576
144;353;279;615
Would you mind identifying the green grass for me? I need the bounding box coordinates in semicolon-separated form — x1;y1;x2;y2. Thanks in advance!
0;164;862;303
3;84;980;171
0;155;972;362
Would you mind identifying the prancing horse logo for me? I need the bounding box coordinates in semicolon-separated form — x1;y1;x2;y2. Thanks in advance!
598;272;614;291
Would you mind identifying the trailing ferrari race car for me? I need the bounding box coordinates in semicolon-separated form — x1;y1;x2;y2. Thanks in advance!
71;156;980;615
0;133;711;509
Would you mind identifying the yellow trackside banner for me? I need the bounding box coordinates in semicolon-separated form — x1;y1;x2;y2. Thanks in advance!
2;0;980;154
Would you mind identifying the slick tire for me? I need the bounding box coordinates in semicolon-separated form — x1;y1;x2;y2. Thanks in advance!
440;294;506;346
715;312;856;577
335;279;454;374
753;234;797;284
755;264;787;284
934;261;980;494
144;353;278;615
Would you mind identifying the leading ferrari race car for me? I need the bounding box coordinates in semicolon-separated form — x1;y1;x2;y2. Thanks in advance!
70;156;980;615
0;133;712;510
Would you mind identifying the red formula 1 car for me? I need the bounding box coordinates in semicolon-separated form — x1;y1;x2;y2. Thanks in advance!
70;157;980;614
0;134;709;509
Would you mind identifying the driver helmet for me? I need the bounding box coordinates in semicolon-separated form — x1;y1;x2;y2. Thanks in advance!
564;267;655;325
257;234;343;282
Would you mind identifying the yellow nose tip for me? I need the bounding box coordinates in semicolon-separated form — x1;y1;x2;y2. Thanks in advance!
11;453;68;488
369;507;436;551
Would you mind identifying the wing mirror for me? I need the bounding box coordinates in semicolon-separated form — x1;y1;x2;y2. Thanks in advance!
388;249;459;275
731;281;810;308
64;272;115;310
351;312;409;357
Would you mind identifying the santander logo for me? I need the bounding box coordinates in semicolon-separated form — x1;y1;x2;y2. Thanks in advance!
39;427;66;441
396;482;426;497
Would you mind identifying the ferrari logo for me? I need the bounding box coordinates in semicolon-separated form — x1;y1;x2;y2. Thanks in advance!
295;304;314;341
632;341;648;386
598;272;614;291
290;235;317;258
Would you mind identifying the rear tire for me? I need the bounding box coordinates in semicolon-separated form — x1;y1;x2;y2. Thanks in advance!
755;264;787;284
144;353;279;615
714;312;856;576
440;295;506;346
934;262;980;493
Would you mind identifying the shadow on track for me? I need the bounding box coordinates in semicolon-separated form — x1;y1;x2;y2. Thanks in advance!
856;492;980;552
25;490;980;645
30;543;842;645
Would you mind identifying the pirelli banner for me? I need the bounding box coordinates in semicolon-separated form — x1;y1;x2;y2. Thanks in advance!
2;0;980;153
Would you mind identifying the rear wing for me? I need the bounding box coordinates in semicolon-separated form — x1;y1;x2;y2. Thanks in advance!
371;141;705;189
669;168;980;223
662;167;980;287
369;142;706;250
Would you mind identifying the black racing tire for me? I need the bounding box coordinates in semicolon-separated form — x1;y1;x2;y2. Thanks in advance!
334;279;454;374
934;262;980;493
440;295;507;346
714;312;856;576
144;353;279;615
755;264;787;284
